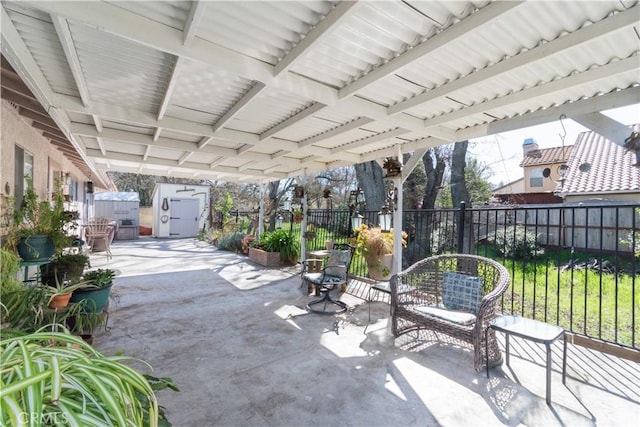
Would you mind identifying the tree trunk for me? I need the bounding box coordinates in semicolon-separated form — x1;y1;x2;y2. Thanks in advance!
402;149;447;264
451;141;474;254
354;161;386;213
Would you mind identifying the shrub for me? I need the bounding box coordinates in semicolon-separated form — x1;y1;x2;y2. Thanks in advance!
491;225;543;259
261;229;299;263
216;231;245;252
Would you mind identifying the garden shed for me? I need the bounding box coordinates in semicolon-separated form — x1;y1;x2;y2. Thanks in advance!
93;191;140;240
152;183;210;239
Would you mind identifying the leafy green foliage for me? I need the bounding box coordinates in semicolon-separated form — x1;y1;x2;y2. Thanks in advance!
83;268;116;288
216;231;245;252
214;192;234;225
5;175;72;255
261;229;299;263
491;225;544;259
1;329;177;426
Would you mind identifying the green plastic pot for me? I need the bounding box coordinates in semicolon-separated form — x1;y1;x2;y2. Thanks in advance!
70;283;113;313
16;235;54;262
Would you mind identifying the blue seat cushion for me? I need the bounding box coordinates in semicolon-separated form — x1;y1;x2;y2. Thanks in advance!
442;271;482;314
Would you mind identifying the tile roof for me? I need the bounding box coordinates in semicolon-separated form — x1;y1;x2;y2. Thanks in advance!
557;125;640;196
520;146;573;167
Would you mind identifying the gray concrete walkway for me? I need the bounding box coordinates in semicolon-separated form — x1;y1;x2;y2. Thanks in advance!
90;238;639;427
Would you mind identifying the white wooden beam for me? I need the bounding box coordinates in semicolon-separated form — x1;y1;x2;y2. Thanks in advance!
402;148;428;184
25;1;339;105
157;58;183;121
210;81;266;134
178;152;193;165
570;112;634;148
274;1;360;76
331;128;409;154
456;86;640;141
258;102;327;141
339;1;524;99
425;57;638;130
153;127;162;141
388;5;639;116
143;145;152;161
51;13;93;110
96;136;106;156
299;117;373;148
183;0;207;47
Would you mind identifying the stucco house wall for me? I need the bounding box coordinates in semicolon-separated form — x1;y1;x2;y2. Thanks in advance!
1;100;92;223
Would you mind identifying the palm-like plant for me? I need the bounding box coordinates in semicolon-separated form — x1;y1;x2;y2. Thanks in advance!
0;329;174;426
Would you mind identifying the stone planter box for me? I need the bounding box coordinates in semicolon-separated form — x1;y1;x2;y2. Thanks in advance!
248;247;281;267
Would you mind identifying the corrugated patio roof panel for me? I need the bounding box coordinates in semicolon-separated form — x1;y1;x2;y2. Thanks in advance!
4;2;80;97
1;0;637;184
103;0;190;32
166;60;255;125
231;87;316;135
70;23;174;114
198;1;333;65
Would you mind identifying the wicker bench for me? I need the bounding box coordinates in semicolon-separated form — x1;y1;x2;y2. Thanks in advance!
390;254;510;371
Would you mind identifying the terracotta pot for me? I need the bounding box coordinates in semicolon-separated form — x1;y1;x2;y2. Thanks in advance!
49;293;73;309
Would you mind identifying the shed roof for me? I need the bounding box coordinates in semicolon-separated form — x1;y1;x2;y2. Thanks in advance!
1;1;638;184
94;192;140;202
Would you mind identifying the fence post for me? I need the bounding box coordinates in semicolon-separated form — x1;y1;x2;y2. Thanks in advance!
457;201;466;253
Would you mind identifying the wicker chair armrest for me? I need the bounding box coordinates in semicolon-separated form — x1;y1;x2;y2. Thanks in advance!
473;261;510;334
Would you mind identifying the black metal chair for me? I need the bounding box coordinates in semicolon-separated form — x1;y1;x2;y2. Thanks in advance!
302;243;354;314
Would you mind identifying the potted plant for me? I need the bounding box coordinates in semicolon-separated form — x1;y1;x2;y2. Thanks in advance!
41;252;91;285
248;230;299;267
43;276;96;309
0;329;178;426
248;236;280;267
263;229;299;265
5;175;72;261
292;208;303;223
1;283;85;333
70;268;116;314
351;224;407;281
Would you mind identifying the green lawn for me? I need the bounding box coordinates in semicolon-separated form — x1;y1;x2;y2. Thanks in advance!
489;249;639;348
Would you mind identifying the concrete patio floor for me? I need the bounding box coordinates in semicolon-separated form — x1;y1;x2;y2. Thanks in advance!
89;238;639;427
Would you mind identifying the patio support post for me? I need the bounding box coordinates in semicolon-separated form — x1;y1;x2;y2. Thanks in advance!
300;175;308;263
392;145;403;276
258;181;265;237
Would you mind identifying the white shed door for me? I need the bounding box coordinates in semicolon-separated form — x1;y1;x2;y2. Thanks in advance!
169;198;199;237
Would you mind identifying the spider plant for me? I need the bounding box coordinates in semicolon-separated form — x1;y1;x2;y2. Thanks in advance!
0;329;175;426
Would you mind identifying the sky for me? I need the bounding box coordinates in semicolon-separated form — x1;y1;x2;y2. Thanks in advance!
468;103;640;187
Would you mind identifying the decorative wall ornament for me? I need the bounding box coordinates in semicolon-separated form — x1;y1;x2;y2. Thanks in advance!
383;157;402;177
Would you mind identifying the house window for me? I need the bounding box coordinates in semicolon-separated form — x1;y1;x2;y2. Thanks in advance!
529;168;544;188
14;145;34;208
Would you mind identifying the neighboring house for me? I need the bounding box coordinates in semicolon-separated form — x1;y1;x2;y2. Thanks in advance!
493;138;572;204
556;125;640;203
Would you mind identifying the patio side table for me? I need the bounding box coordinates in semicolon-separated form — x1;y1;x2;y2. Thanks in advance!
19;259;51;284
486;315;567;406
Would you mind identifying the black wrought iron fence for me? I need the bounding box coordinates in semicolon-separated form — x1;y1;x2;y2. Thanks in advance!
404;202;639;351
220;203;638;350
